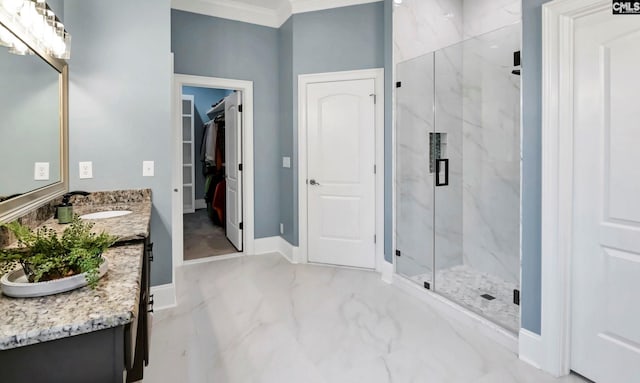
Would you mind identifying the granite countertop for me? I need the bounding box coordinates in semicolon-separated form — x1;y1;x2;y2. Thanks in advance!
0;243;144;350
36;201;152;243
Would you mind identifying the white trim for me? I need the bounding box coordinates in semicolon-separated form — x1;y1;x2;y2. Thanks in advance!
171;0;283;28
297;68;385;272
194;199;207;210
150;283;177;310
392;274;519;353
171;0;383;28
172;74;255;282
537;0;610;377
254;236;282;254
183;252;244;266
519;329;544;370
291;0;382;15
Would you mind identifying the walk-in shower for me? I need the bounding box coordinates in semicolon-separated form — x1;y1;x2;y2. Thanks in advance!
395;23;521;332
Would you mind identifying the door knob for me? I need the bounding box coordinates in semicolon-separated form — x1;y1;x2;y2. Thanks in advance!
309;179;321;186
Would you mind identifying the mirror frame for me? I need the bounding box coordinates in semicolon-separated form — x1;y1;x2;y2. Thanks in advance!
0;11;68;223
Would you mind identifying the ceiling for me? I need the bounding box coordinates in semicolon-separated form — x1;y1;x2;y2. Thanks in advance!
171;0;382;28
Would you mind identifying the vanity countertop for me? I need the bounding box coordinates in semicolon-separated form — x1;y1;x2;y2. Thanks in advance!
36;200;152;243
0;242;144;350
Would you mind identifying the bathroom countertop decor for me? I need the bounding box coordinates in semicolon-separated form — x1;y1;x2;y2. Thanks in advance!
0;243;144;350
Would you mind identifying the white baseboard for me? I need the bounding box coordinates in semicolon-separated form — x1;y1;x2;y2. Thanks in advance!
379;259;393;284
254;236;282;255
278;237;300;264
150;283;176;310
195;199;206;210
253;235;301;264
392;274;519;353
519;328;543;370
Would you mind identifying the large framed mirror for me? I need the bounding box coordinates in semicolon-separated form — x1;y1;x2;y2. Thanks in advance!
0;10;68;223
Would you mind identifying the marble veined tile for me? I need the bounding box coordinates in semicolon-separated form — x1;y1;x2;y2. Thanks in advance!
145;254;588;383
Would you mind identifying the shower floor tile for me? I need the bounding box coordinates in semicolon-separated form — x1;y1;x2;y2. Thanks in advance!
409;265;520;332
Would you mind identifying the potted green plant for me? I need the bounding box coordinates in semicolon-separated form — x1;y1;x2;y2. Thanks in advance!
0;216;117;297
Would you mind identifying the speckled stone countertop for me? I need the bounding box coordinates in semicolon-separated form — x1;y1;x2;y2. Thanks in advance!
35;201;152;243
0;243;144;350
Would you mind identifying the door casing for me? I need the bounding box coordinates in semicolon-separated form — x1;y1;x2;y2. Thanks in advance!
525;0;622;376
172;74;255;273
297;68;385;273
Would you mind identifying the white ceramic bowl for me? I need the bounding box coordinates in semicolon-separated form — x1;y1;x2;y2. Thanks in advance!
0;256;109;298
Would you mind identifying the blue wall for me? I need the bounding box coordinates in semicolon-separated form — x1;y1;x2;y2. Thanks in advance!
182;86;232;199
172;10;281;239
278;18;294;241
64;0;173;286
279;2;386;245
383;0;393;262
521;0;549;334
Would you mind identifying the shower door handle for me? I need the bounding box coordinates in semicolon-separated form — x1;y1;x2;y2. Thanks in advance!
435;159;449;186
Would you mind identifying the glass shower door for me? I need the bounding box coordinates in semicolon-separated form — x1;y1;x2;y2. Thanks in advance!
395;53;435;288
433;24;522;332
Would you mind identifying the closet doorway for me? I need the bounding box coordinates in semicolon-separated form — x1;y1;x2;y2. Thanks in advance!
172;75;255;269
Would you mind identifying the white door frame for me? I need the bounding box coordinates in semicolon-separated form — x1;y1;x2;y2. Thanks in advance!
172;74;255;277
527;0;610;376
297;68;385;272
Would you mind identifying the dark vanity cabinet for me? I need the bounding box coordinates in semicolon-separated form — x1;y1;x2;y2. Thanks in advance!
0;240;153;383
126;238;154;382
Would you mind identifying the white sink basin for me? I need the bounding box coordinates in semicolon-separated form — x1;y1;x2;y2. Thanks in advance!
79;210;132;220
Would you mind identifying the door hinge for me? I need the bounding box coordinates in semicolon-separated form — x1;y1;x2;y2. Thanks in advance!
395;249;401;257
374;235;376;243
513;289;520;305
396;81;402;88
374;165;377;174
239;104;243;113
239;222;243;230
370;93;377;104
239;163;243;171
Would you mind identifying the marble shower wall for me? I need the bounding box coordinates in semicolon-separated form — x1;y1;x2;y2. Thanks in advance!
394;0;521;284
461;24;521;284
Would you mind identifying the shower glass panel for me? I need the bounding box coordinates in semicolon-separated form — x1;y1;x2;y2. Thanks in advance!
395;53;435;287
434;24;521;332
395;23;521;333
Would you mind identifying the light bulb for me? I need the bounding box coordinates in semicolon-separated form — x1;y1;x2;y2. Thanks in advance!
0;24;13;47
9;38;29;55
1;0;23;14
18;1;38;28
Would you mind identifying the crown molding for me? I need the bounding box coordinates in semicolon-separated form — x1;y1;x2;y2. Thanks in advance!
291;0;382;15
171;0;283;28
171;0;383;28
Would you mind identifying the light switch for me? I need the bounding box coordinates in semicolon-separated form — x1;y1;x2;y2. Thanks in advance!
282;156;291;168
79;161;93;179
34;162;50;181
143;161;154;177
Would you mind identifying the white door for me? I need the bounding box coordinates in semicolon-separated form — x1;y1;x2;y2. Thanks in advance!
225;92;243;251
306;79;376;269
570;8;640;382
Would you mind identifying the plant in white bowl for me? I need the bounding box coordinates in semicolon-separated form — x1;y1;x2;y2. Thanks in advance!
0;217;117;294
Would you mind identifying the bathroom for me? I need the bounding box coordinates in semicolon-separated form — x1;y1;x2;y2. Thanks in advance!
0;0;637;382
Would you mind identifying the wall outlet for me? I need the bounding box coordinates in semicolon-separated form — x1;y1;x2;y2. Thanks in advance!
34;162;50;181
280;223;284;234
282;156;291;168
143;161;154;177
79;161;93;179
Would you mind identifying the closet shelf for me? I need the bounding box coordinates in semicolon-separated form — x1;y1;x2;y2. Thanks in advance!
206;100;225;118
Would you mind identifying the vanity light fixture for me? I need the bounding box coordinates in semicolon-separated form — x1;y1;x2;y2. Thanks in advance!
0;0;70;59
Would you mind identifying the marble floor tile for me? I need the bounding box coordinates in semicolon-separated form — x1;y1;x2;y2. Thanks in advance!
145;254;586;383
